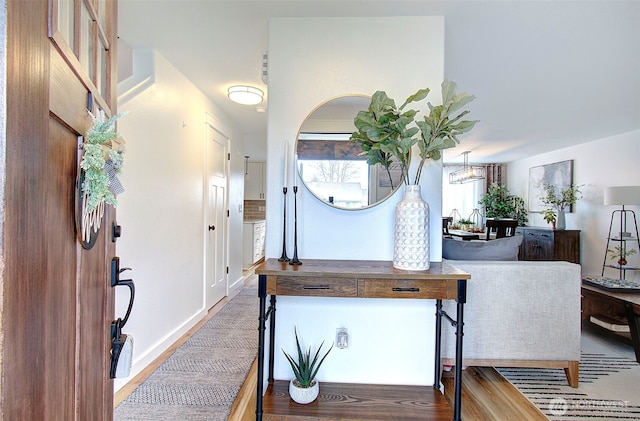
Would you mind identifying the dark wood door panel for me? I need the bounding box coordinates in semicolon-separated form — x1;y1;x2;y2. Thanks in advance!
4;0;117;419
78;216;113;420
50;42;93;133
43;116;80;420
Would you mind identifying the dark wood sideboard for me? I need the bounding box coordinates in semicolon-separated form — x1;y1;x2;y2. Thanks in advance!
516;227;581;264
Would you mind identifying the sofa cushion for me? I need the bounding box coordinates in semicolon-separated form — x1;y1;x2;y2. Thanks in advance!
442;235;523;261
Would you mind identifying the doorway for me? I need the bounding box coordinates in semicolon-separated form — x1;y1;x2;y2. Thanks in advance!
205;121;229;308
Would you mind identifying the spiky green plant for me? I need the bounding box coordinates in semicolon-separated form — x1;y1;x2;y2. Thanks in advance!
282;328;333;387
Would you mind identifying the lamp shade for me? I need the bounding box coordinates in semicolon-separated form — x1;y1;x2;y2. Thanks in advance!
227;85;264;105
603;186;640;205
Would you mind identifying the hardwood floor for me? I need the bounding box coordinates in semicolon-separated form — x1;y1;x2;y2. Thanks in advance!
230;366;547;421
442;367;547;421
115;267;547;420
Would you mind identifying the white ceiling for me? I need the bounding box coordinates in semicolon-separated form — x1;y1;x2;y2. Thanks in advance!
118;0;640;164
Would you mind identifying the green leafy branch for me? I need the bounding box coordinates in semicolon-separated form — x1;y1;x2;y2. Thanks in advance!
350;80;478;187
541;183;583;211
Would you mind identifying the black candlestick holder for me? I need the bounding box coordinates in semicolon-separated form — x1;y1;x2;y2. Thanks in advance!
290;186;302;265
278;187;290;262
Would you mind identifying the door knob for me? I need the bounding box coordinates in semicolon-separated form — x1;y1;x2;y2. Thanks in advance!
209;225;215;231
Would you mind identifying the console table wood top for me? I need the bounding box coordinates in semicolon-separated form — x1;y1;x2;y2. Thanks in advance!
257;258;470;279
256;259;471;300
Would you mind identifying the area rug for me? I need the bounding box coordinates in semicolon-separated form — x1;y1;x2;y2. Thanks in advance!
114;286;259;421
497;333;640;420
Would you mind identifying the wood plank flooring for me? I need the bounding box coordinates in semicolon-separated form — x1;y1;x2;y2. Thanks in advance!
114;269;548;420
442;367;548;421
229;366;548;421
262;381;452;421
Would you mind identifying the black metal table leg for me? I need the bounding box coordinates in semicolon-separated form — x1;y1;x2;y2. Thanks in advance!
625;302;640;363
268;295;277;381
434;299;443;390
453;280;467;421
256;275;267;421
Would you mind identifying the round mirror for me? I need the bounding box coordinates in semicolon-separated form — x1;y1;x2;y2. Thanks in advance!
296;96;403;210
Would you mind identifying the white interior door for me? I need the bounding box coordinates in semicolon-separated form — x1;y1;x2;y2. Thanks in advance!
206;123;229;308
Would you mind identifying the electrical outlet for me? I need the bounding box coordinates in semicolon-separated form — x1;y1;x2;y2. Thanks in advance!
336;328;349;349
238;204;243;213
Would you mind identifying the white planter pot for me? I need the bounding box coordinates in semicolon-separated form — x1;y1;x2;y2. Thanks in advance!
289;379;319;404
393;185;430;270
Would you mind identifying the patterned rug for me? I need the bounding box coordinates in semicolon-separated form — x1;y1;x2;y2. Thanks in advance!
498;334;640;420
114;286;259;421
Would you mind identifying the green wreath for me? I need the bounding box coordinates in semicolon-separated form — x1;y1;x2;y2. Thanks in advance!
81;110;128;212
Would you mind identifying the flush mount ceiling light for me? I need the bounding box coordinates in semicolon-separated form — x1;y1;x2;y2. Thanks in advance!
227;85;264;105
449;151;485;184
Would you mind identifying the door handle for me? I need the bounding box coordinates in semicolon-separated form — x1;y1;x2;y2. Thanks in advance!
110;256;135;379
111;257;135;328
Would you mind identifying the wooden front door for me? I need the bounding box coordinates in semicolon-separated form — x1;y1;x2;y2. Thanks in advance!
3;0;118;419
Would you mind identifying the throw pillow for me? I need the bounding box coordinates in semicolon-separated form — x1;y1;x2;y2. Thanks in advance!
442;235;523;261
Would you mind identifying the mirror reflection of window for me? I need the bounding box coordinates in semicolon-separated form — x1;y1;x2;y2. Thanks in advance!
299;157;369;209
296;96;403;210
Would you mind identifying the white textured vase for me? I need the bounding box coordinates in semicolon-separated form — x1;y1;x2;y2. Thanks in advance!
556;209;566;230
393;185;430;270
289;379;319;404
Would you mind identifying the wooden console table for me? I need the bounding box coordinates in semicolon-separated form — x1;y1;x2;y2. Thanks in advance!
255;258;471;421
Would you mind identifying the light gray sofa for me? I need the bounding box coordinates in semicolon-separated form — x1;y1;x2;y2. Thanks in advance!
441;259;582;387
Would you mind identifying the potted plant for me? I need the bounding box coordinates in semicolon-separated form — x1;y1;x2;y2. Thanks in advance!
540;183;583;230
478;183;528;226
282;328;333;404
350;80;478;270
607;245;637;266
542;208;557;229
458;218;474;232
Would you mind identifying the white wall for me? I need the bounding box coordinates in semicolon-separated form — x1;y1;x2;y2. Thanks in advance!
266;17;445;386
244;133;267;161
113;49;245;391
508;129;640;282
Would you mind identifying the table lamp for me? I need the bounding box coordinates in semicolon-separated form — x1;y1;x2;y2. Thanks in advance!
604;186;640;236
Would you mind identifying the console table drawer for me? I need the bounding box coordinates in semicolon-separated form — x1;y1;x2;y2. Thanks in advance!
276;277;358;297
363;279;452;299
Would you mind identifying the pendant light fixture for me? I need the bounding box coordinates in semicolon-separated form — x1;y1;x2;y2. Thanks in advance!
449;151;485;184
227;85;264;105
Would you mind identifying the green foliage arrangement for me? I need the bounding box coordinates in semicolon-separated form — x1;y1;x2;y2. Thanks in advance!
539;183;583;226
81;110;128;212
541;183;583;211
478;183;528;226
607;245;637;261
350;80;478;188
282;328;333;388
